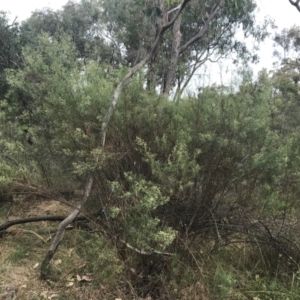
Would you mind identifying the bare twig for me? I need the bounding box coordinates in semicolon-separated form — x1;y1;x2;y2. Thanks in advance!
119;239;173;256
15;229;47;243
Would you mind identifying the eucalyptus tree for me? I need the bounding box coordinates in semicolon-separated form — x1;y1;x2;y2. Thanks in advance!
20;0;269;96
101;0;269;95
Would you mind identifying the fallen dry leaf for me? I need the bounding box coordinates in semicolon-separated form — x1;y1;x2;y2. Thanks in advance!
33;263;39;269
54;259;62;265
66;282;75;287
81;275;92;282
67;276;74;281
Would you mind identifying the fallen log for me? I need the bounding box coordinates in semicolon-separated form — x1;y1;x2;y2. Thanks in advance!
0;215;90;236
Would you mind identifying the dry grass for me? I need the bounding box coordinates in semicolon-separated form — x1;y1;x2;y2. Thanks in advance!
0;198;102;300
0;199;143;299
180;282;211;300
0;198;214;300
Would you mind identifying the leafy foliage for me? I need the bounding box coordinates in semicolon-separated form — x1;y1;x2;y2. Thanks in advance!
0;12;21;99
0;1;300;299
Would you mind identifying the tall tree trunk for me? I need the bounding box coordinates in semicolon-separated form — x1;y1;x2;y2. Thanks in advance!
147;0;168;91
147;58;156;91
163;0;224;96
163;14;182;95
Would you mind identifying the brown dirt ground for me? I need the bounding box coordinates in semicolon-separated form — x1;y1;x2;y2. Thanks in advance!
0;199;88;300
0;199;212;300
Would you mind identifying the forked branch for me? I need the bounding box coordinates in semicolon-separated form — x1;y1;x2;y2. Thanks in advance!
289;0;300;12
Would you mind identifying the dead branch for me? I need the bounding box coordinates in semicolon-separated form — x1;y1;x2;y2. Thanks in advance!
0;215;68;233
0;214;96;235
40;0;192;280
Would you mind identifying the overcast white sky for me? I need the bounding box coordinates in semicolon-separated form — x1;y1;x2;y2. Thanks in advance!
1;0;299;26
0;0;299;85
254;0;299;71
0;0;69;21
